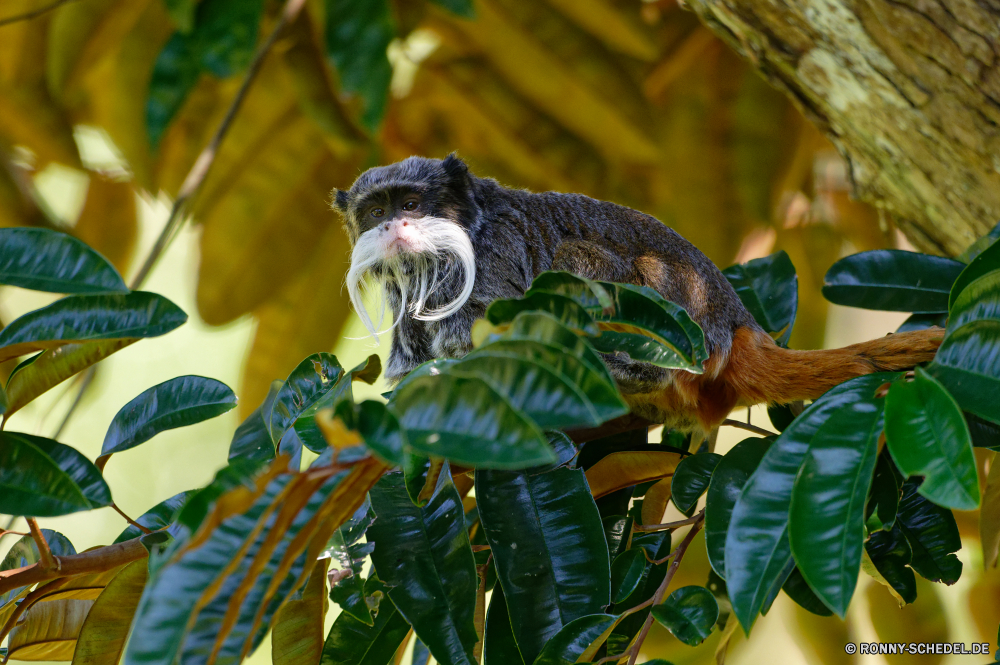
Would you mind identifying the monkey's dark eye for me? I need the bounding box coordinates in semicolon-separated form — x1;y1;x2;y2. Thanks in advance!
402;200;418;211
370;207;385;218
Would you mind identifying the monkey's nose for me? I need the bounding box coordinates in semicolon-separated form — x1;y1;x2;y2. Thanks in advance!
383;222;390;231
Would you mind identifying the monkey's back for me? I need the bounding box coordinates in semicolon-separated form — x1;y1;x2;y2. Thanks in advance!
469;177;761;357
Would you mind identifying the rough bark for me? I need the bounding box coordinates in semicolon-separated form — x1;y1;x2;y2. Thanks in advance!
685;0;1000;256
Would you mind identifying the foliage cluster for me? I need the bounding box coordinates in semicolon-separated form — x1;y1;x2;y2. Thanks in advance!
2;222;1000;664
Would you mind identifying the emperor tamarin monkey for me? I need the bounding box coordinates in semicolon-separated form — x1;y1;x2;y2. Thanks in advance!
334;154;942;433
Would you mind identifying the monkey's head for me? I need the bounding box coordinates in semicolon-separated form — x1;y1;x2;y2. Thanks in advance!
334;154;478;341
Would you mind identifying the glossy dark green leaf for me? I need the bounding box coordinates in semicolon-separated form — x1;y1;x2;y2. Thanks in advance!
895;479;962;585
926;319;1000;424
269;353;345;443
455;340;627;429
0;432;112;517
320;597;411;665
114;490;193;544
368;470;478;665
487;292;600;337
229;380;282;463
822;250;964;312
0;292;187;363
530;431;578;475
170;458;269;539
483;585;525;665
610;530;670;645
324;498;377;625
525;271;613;311
98;376;237;468
0;228;128;294
402;453;435;506
865;524;917;604
3;339;135;418
0;382;7;417
340;399;406;467
324;0;394;130
950;237;1000;310
723;250;798;346
957;220;1000;262
968;412;1000;450
789;398;884;617
897;312;948;332
476;466;610;663
782;567;832;616
412;638;432;665
885;369;979;510
589;331;699;372
147;0;265;147
390;373;554;469
293;355;382;455
533;614;617;665
766;404;796;432
948;270;1000;331
866;455;899;532
126;464;352;664
650;586;719;646
725;373;892;632
610;548;646;603
497;312;614;387
705;437;770;578
671;452;722;514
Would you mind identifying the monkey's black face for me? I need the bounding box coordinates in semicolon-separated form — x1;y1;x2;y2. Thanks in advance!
334;155;478;340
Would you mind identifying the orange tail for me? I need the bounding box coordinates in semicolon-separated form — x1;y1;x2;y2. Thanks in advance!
723;326;945;406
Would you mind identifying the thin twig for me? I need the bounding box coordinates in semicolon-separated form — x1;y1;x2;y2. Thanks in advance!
128;0;308;290
633;513;702;532
593;650;633;665
0;0;78;28
627;511;705;665
25;518;57;571
721;418;776;437
111;503;152;534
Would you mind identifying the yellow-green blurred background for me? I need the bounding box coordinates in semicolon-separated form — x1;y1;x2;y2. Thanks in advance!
1;0;997;662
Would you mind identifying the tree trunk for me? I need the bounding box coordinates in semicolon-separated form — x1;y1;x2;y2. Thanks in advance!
685;0;1000;256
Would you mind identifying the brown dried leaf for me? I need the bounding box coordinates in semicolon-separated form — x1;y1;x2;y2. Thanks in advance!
585;450;682;499
71;559;148;665
271;556;329;665
7;598;93;661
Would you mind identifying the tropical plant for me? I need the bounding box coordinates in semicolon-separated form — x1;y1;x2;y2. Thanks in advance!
2;222;999;664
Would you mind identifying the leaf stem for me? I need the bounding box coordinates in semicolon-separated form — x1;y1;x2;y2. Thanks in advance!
25;518;57;571
633;513;702;532
0;0;78;28
721;418;776;437
111;502;153;534
626;511;705;665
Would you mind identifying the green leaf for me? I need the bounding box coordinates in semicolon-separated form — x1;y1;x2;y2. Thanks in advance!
650;586;719;646
429;0;475;18
147;0;266;147
475;466;610;664
0;292;187;363
950;237;1000;309
926;319;1000;424
497;312;614;387
368;470;478;665
609;530;671;644
0;382;7;417
98;376;237;469
704;437;770;578
323;498;376;625
487;292;600;337
269;353;344;443
0;228;128;294
72;559;149;665
671;452;722;514
412;638;431;665
957;221;1000;262
725;373;892;632
3;340;136;419
822;250;964;313
170;458;269;538
895;479;962;585
789;398;884;617
525;271;613;311
610;549;646;603
483;585;525;665
897;312;948;332
1;529;75;619
337;399;407;467
532;614;617;665
884;369;979;510
865;454;899;532
948;270;1000;331
0;432;112;517
324;0;394;130
229;380;282;463
114;490;193;543
320;596;411;665
294;355;382;455
723;250;798;346
390;373;555;469
865;524;917;604
164;0;197;31
781;567;833;617
455;341;627;429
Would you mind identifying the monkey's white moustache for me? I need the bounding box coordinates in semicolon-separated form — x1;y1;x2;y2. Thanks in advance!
346;216;476;342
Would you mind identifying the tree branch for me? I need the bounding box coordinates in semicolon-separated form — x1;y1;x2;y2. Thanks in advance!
25;518;56;571
0;0;78;28
0;537;148;596
633;513;703;532
721;418;776;437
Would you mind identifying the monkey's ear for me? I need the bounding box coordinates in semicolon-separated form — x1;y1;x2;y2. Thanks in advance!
441;152;468;180
333;188;349;213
